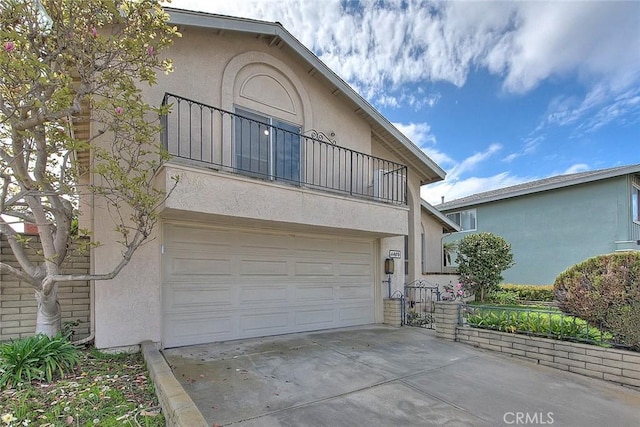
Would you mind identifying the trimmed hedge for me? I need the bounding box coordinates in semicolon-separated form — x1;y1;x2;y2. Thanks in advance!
488;284;555;302
554;252;640;350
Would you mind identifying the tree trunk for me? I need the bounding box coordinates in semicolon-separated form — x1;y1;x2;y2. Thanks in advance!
35;286;62;337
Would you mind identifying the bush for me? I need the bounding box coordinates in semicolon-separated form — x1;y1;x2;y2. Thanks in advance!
499;284;555;302
485;290;519;305
554;252;640;350
0;335;80;389
456;233;515;302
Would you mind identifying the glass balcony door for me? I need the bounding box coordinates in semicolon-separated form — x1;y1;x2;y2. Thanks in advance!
234;108;300;183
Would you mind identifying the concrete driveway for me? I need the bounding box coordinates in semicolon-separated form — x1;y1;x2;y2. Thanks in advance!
163;326;640;426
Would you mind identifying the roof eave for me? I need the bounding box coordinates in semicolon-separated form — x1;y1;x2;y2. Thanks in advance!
165;7;445;183
438;164;640;211
421;200;460;232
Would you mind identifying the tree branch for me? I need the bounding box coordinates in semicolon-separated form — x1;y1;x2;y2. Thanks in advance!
0;218;40;284
44;230;147;290
24;194;58;274
0;210;37;224
0;262;39;287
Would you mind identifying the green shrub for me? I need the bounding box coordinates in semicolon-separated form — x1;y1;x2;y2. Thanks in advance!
554;252;640;350
0;334;80;389
456;233;515;302
486;290;519;305
466;307;612;343
500;284;555;302
603;302;640;347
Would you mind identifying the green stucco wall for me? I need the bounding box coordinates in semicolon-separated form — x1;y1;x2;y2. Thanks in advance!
444;177;632;285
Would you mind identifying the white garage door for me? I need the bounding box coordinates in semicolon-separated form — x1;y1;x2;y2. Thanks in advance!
162;223;376;347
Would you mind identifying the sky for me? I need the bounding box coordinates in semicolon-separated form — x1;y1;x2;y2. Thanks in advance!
167;0;640;205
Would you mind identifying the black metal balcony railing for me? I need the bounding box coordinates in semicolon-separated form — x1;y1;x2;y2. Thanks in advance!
161;93;408;205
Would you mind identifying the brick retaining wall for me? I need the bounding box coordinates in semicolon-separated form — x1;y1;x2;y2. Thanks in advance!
383;298;402;327
434;301;459;341
433;301;640;389
1;234;90;341
457;327;640;389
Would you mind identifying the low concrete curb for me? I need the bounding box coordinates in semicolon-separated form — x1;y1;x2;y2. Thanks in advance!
141;341;208;427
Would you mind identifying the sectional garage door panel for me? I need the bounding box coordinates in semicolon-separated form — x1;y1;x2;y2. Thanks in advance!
162;223;375;347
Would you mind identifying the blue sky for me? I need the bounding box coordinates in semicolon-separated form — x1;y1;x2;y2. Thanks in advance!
168;0;640;205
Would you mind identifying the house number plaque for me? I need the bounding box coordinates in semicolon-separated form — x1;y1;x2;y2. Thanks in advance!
388;250;401;259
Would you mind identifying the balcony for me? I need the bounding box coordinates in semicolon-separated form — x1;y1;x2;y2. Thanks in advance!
161;93;407;206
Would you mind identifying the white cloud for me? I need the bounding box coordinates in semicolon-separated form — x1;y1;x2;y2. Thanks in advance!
448;143;502;180
487;2;640;95
376;89;441;112
560;163;590;175
392;122;435;146
544;85;640;136
392;121;453;166
420;143;516;204
167;0;640;117
503;136;542;163
377;95;400;109
421;160;593;205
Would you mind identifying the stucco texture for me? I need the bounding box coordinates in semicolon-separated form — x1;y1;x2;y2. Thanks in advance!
91;24;435;348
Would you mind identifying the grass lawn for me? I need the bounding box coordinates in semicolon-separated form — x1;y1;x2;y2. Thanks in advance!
0;348;164;427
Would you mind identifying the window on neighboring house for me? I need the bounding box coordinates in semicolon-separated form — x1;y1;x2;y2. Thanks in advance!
446;209;477;231
404;235;409;276
234;108;301;182
633;185;640;223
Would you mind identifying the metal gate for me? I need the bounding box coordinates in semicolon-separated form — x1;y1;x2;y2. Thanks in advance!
402;280;441;329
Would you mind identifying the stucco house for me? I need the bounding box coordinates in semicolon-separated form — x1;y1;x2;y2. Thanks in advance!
437;164;640;285
81;9;451;350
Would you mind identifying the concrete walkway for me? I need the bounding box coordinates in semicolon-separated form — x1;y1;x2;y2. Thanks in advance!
161;326;640;426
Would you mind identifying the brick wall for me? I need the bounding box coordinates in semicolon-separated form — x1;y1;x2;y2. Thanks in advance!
457;327;640;389
383;298;402;327
434;301;459;341
1;234;91;342
432;301;640;389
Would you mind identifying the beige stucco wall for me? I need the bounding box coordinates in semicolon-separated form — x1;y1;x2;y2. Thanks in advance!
91;25;434;349
371;138;424;286
417;208;460;293
152;28;371;155
162;164;408;236
93;213;162;350
379;235;405;297
421;208;448;274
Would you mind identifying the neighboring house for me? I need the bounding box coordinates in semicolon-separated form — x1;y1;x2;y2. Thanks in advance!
85;9;447;349
437;164;640;285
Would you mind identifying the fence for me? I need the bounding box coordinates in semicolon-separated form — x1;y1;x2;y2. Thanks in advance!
403;281;441;329
0;234;90;342
161;93;408;205
461;304;631;350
